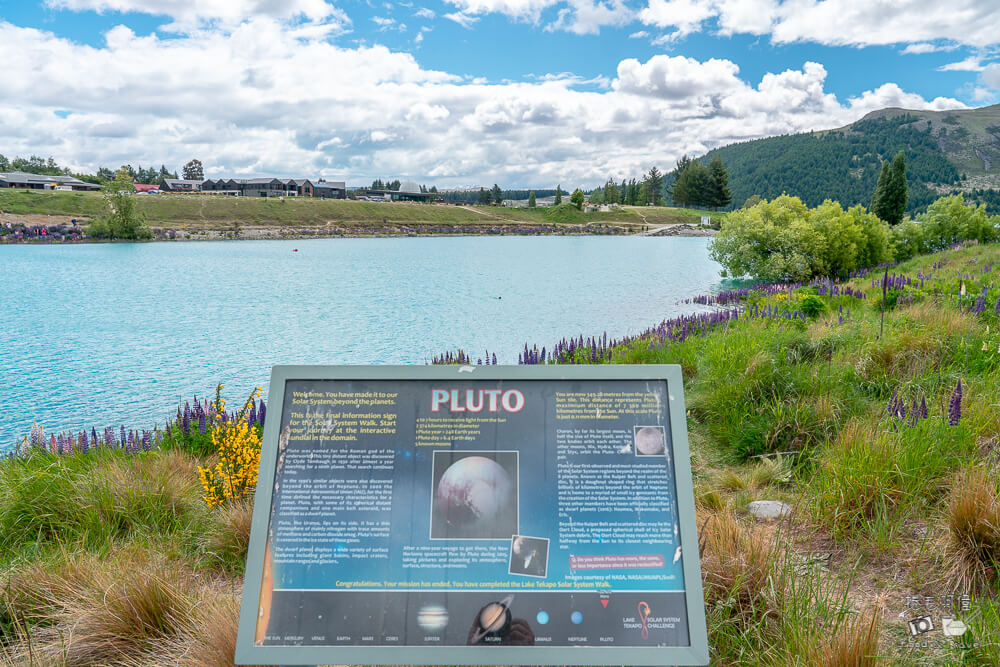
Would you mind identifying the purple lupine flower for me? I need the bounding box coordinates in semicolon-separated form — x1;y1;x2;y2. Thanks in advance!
81;431;90;454
248;400;257;425
948;379;963;426
91;427;98;448
120;425;127;448
920;396;928;420
142;432;151;452
49;434;56;454
995;297;1000;317
492;353;497;365
887;388;899;418
182;403;191;436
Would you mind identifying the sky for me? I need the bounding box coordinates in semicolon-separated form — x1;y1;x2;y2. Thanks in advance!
0;0;998;188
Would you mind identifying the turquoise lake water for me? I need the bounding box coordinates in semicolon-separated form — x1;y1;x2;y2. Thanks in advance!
0;236;723;448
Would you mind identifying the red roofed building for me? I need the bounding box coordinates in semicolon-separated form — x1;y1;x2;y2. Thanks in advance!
134;184;160;193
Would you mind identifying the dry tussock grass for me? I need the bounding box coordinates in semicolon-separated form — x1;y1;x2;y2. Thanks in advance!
2;551;200;666
700;510;781;625
814;607;881;667
947;467;1000;591
904;300;976;339
96;449;203;516
205;498;254;569
174;591;273;667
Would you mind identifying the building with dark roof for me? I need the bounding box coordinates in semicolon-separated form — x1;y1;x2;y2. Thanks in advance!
312;180;346;199
0;171;100;191
176;177;346;198
161;178;203;192
369;179;431;202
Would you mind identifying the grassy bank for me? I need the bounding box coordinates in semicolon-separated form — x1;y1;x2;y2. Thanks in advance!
0;189;681;232
2;243;998;665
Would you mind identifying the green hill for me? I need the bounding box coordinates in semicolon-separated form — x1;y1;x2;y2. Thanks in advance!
698;104;1000;213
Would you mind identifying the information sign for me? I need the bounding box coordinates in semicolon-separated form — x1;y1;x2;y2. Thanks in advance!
236;365;708;665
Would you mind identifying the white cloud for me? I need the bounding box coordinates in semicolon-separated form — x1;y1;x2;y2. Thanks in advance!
846;83;965;114
637;0;717;38
970;86;997;102
901;42;960;54
444;0;556;22
628;30;649;38
614;55;743;99
983;64;1000;90
415;7;436;18
372;16;407;31
0;21;968;188
634;0;1000;48
443;11;480;27
45;0;346;32
938;57;985;72
549;0;632;35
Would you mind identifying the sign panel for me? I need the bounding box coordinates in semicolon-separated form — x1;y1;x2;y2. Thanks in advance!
236;365;708;665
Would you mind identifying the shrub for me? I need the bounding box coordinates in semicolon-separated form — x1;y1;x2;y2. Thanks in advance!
86;217;111;238
712;193;998;281
801;294;827;318
918;194;999;251
710;196;893;281
198;388;263;508
102;168;152;240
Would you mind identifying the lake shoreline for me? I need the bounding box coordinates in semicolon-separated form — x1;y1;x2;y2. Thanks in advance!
1;220;716;243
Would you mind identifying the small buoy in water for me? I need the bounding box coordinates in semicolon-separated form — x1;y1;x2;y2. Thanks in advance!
293;248;298;252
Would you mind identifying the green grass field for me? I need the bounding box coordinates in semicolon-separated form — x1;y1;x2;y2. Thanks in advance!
0;189;696;231
2;242;998;665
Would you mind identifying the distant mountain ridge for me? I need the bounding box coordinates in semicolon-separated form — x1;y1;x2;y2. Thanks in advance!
697;104;1000;213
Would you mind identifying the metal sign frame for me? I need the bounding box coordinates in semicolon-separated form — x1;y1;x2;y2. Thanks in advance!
235;364;708;666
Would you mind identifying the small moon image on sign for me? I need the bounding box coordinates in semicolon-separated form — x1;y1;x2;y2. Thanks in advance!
635;426;666;456
417;604;449;633
432;453;518;539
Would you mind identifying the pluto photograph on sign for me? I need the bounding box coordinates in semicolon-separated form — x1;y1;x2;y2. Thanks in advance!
431;451;518;539
634;425;666;457
508;535;549;577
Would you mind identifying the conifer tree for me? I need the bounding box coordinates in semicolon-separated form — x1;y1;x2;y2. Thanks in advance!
707;156;732;209
605;178;619;204
554;185;562;205
528;191;536;207
645;166;664;206
886;150;908;224
871;160;891;222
